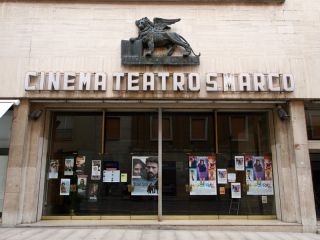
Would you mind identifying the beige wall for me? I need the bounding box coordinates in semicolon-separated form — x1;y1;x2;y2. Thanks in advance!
0;0;319;99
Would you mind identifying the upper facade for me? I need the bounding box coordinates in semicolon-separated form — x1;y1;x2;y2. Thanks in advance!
0;0;319;99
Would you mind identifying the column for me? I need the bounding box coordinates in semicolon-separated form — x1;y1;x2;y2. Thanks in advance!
2;100;30;225
289;100;317;232
273;107;300;223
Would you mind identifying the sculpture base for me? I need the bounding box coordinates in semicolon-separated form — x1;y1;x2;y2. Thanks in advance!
122;56;200;66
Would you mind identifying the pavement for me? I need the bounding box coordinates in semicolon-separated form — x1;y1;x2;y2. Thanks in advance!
0;227;320;240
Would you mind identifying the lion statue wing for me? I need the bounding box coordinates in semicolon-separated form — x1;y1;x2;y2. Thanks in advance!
153;17;181;31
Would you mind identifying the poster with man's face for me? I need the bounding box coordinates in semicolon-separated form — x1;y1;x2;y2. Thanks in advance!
131;156;158;196
77;175;87;196
75;155;86;175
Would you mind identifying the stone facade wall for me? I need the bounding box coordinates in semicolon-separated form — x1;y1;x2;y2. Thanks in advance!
0;0;319;99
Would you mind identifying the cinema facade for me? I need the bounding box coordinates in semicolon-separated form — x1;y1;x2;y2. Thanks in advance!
0;0;320;233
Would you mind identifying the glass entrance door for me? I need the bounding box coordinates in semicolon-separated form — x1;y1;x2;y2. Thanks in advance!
104;112;158;216
162;112;216;215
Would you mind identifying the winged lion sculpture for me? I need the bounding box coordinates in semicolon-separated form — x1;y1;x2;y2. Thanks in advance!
129;17;200;57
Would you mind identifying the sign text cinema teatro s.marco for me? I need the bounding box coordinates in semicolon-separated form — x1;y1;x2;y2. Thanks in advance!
25;72;295;92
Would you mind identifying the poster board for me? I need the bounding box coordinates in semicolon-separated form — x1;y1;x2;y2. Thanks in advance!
189;155;217;195
131;156;158;196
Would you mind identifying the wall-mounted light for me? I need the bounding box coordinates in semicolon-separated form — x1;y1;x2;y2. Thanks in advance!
276;104;290;121
29;110;43;121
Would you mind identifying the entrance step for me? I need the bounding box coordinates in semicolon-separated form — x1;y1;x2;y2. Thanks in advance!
19;220;303;233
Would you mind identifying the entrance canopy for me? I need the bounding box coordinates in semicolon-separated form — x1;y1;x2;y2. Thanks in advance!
0;100;20;118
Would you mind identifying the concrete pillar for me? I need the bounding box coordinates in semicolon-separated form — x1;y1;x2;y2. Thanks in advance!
273;108;300;223
20;105;46;223
2;100;30;225
289;100;317;232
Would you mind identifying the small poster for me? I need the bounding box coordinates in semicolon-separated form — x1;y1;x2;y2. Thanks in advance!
91;160;101;180
245;155;253;168
189;155;217;195
253;156;265;181
219;186;225;195
121;173;128;183
131;156;158;196
88;183;98;201
64;157;74;176
48;159;59;179
246;168;254;181
231;182;241;198
235;156;245;171
77;175;87;196
264;156;273;180
103;170;120;182
75;155;86;175
60;178;70;195
228;173;236;183
262;196;268;204
217;169;227;184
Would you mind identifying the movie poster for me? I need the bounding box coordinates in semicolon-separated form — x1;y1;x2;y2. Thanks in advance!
75;155;86;175
88;183;98;201
235;156;245;171
77;175;87;196
131;156;158;196
231;183;241;198
264;156;273;180
246;168;254;182
91;160;101;180
217;169;227;184
48;159;59;179
228;173;236;183
189;156;217;195
245;155;253;168
64;157;74;176
60;178;70;195
247;156;274;195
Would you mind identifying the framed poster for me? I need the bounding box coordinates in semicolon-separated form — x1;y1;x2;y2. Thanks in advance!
217;169;227;184
235;156;245;171
103;170;120;182
77;175;87;196
247;156;274;195
91;160;101;180
88;183;98;201
60;178;70;196
189;155;217;195
231;183;241;198
75;155;86;175
131;156;158;196
48;159;59;179
64;157;74;176
228;173;236;183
